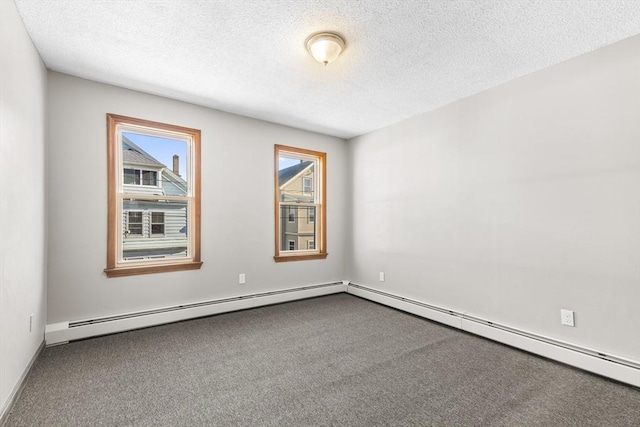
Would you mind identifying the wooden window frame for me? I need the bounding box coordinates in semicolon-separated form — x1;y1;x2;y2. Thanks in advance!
274;144;327;262
105;114;202;277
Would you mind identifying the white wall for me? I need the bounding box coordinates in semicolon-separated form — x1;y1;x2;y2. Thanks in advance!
47;72;348;323
348;35;640;362
0;0;48;414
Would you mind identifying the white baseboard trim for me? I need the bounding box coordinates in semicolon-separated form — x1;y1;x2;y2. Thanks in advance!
347;283;463;329
347;283;640;388
46;282;346;345
0;340;45;426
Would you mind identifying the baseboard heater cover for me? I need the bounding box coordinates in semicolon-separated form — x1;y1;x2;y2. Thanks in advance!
45;282;346;345
347;283;640;388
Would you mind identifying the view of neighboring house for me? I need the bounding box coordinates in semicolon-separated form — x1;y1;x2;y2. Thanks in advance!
122;136;188;260
278;160;316;251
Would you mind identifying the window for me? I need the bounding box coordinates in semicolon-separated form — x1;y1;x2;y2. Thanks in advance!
308;206;315;223
274;145;326;262
142;170;157;186
151;212;165;236
105;114;202;277
127;211;143;236
124;168;158;186
124;169;139;185
303;177;312;195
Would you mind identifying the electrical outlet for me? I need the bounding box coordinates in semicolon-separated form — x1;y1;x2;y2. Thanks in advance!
239;273;246;284
379;272;385;282
29;313;34;332
561;309;575;327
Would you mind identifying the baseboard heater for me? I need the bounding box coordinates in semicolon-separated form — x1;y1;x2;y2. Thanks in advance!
46;281;346;345
347;283;640;388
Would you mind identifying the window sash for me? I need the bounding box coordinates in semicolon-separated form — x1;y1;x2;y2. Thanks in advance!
117;194;190;264
116;125;192;264
278;203;318;254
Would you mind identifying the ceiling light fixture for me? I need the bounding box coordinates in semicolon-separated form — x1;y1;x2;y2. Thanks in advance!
305;32;346;66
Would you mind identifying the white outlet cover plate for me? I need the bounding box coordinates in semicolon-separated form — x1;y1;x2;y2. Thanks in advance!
239;273;246;284
379;272;385;282
561;309;575;327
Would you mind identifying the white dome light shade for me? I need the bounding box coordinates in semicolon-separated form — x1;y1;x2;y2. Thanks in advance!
306;32;346;66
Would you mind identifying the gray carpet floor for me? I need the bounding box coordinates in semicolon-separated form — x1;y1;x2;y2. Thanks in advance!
5;293;640;426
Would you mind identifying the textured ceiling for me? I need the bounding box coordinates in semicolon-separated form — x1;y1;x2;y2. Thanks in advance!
14;0;640;139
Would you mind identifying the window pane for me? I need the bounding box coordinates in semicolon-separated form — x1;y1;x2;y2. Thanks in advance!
128;211;142;222
124;168;136;185
303;177;312;195
278;155;315;202
280;204;316;252
123;199;188;260
142;170;157;186
122;131;188;196
127;211;143;236
151;212;165;235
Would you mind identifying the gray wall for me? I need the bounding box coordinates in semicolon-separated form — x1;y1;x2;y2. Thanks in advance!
47;73;348;323
347;35;640;362
0;0;48;412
